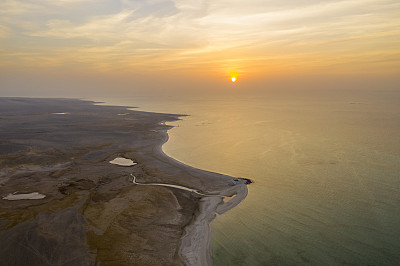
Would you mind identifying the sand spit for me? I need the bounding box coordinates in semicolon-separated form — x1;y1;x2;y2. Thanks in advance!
180;184;248;265
0;97;250;265
2;192;46;200
150;133;251;265
130;171;249;265
130;173;249;265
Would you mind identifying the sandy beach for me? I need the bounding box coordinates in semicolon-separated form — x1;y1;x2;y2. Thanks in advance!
0;97;250;265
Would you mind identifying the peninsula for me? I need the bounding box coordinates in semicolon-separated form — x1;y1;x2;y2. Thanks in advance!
0;97;250;265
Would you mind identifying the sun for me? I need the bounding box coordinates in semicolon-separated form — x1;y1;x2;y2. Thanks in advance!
229;70;239;83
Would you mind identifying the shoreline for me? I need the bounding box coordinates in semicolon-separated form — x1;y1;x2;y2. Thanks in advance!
152;114;250;265
0;97;250;265
130;103;250;265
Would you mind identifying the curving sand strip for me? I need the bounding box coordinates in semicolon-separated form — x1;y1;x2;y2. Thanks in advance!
179;196;221;265
179;184;248;266
216;184;248;215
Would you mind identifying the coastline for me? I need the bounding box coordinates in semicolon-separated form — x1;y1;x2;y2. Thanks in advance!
148;132;250;265
0;97;250;265
150;111;250;265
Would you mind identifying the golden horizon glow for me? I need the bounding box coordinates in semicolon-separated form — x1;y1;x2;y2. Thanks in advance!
0;0;399;94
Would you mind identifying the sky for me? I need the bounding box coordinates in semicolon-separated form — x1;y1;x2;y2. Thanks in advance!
0;0;399;97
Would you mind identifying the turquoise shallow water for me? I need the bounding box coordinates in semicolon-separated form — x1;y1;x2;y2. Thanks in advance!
97;89;400;265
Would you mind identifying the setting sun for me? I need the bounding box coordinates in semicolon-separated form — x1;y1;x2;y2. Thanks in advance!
229;70;239;83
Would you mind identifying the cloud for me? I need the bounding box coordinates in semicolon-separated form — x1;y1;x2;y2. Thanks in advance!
0;0;399;74
32;10;135;40
0;25;12;38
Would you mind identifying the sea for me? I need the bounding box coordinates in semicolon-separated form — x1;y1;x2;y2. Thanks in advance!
96;89;400;265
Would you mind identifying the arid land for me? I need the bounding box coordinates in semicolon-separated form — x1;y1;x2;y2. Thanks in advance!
0;97;250;265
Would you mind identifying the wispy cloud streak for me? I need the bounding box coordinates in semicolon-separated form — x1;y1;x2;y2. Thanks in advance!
0;0;399;74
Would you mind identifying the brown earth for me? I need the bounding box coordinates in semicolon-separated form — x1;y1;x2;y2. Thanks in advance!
0;98;247;265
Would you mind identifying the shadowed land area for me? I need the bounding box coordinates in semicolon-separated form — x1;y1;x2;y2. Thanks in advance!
0;97;249;265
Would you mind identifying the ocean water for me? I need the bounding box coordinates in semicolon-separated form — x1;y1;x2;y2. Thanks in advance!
97;89;400;265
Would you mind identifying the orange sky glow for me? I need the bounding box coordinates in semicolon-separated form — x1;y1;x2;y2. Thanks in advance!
0;0;399;96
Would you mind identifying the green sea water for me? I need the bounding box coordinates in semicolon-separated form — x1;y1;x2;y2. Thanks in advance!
98;89;400;265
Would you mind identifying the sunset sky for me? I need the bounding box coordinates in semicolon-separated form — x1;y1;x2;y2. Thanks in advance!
1;0;399;96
